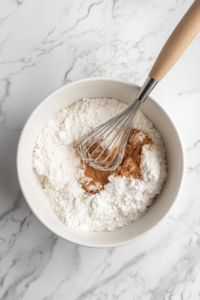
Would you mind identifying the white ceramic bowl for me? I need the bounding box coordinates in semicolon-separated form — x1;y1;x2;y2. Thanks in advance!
17;77;185;248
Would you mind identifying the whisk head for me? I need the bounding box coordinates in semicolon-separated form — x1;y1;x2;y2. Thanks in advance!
77;99;142;171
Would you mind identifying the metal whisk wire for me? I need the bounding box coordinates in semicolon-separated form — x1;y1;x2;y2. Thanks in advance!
77;99;141;171
77;77;158;171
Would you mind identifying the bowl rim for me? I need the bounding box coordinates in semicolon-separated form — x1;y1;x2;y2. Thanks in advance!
17;76;186;248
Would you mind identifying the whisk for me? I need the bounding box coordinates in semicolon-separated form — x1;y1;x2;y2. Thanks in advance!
77;1;200;171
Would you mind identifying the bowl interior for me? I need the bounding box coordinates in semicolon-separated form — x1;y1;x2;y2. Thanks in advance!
17;78;185;247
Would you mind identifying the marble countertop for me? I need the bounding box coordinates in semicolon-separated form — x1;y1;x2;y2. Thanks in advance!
1;0;200;299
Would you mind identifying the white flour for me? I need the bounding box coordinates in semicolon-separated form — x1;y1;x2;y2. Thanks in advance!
32;98;167;231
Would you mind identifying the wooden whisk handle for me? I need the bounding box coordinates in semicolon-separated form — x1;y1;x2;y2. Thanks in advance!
149;0;200;81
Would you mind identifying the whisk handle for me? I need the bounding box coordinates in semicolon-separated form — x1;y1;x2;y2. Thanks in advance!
149;0;200;81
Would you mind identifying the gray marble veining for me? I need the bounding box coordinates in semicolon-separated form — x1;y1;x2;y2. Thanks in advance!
1;0;200;299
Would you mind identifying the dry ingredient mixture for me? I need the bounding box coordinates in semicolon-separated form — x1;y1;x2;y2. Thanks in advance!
81;129;151;193
32;98;167;231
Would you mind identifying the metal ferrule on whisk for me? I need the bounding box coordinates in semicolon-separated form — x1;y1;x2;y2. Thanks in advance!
136;76;158;103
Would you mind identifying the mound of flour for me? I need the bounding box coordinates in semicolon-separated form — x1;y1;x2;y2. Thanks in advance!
32;98;167;231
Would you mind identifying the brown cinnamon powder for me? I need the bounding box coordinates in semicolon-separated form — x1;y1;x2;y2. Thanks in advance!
80;129;151;193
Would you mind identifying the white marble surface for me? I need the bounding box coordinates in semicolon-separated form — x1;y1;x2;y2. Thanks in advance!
1;0;200;299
